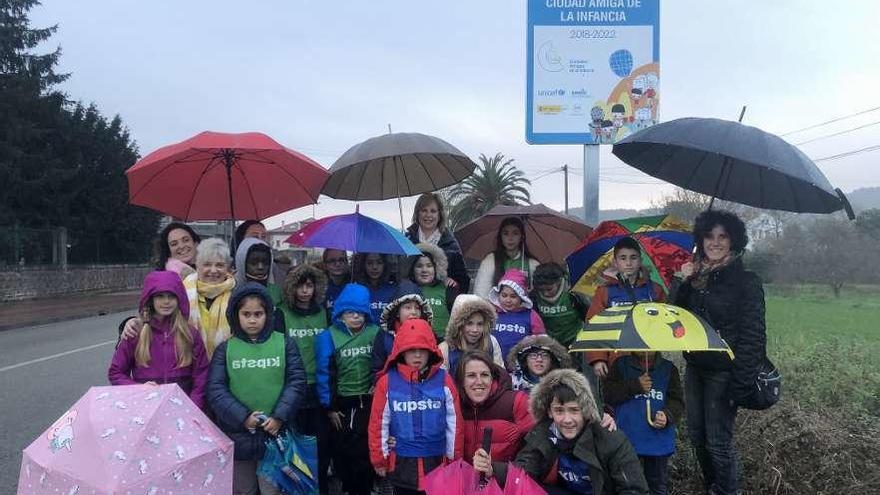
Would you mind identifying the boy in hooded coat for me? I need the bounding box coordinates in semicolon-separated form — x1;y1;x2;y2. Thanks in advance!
277;262;331;493
474;369;648;494
408;243;461;341
234;237;282;304
530;262;590;349
206;282;306;495
368;319;464;494
314;283;380;495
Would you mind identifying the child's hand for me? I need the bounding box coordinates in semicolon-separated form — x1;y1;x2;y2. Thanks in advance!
262;417;282;436
592;361;609;378
244;411;263;430
446;278;458;289
122;317;143;340
600;412;617;432
375;466;387;477
639;373;653;393
472;448;493;478
652;411;668;429
327;411;345;431
387;436;396;449
144;381;158;386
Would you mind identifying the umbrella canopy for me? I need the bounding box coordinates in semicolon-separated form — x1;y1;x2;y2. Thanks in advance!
127;131;329;221
455;204;592;263
570;303;732;357
286;211;422;256
321;132;476;201
423;459;504;495
567;215;693;297
18;384;233;494
612;117;855;217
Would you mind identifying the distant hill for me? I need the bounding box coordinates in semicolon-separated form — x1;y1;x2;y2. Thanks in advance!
847;187;880;212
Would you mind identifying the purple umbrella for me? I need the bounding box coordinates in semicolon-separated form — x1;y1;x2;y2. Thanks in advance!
285;210;421;256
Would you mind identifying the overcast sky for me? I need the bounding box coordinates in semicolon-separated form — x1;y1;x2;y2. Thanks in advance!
30;0;880;228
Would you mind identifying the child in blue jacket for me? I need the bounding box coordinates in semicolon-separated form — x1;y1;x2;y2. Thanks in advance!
605;351;684;495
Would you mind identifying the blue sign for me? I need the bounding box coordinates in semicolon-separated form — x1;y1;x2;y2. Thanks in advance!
526;0;660;145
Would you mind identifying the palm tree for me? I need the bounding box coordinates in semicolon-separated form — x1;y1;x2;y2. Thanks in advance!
445;153;531;230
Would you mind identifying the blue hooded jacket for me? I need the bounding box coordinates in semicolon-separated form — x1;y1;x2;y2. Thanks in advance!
315;283;379;408
206;282;306;460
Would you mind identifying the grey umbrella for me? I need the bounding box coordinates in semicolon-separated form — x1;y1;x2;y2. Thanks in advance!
612;117;855;218
322;132;477;228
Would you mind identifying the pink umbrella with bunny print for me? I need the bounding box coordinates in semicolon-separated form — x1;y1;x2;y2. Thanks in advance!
17;383;233;495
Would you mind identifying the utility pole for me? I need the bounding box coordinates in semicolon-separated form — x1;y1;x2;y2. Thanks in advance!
563;164;569;215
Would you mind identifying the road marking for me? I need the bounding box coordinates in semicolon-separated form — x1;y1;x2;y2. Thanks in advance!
0;340;116;373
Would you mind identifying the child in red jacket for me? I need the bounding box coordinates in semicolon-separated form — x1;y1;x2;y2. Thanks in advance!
368;319;463;494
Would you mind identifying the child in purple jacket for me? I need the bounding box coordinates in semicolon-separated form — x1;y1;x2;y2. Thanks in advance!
108;270;209;409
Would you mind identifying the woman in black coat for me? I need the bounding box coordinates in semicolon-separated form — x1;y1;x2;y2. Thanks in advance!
674;209;766;495
406;192;471;291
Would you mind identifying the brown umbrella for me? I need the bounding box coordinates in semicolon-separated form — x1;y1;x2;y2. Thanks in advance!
455;204;592;263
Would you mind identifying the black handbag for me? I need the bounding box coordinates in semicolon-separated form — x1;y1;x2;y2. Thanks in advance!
739;356;781;410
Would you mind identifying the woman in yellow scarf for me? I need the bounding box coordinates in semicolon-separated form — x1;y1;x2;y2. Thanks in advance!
183;238;236;357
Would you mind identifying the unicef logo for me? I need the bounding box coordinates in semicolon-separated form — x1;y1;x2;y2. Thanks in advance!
536;89;566;97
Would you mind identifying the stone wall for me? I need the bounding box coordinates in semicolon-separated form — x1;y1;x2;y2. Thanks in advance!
0;264;151;302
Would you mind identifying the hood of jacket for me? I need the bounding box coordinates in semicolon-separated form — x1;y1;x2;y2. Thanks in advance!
529;369;600;424
282;262;327;310
507;334;573;372
140;270;190;320
225;281;276;343
378;280;433;332
379;319;444;378
234;237;274;287
330;283;373;326
410;242;448;282
445;294;497;345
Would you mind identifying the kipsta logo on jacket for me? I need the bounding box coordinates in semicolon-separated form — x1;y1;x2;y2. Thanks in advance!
230;357;281;370
391;399;443;413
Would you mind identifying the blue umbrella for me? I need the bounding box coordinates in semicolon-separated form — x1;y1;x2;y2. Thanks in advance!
285;210;422;256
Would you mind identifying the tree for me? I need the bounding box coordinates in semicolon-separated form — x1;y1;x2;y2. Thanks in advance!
445;153;531;231
855;208;880;240
771;217;880;297
1;0;159;263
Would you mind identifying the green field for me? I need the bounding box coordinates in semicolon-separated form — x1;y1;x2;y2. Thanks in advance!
765;284;880;418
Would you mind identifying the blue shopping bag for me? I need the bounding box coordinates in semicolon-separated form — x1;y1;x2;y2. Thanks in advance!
258;429;318;495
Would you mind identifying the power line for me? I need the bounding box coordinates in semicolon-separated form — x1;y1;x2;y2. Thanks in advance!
793;120;880;146
812;144;880;162
780;105;880;137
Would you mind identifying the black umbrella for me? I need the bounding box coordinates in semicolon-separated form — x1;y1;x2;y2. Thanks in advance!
612;117;855;218
321;132;477;228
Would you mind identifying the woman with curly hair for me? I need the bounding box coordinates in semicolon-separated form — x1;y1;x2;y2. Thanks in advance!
675;209;767;495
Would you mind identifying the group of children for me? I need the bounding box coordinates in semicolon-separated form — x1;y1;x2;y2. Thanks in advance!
108;235;684;495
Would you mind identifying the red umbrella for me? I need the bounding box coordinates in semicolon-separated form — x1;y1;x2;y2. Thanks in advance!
126;131;329;220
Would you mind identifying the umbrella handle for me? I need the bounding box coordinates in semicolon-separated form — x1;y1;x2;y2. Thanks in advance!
646;400;656;428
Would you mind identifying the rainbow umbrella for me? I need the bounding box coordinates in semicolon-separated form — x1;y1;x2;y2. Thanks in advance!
285;209;421;256
566;215;693;296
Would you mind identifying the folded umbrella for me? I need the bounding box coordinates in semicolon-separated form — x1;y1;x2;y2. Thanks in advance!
423;459;504;495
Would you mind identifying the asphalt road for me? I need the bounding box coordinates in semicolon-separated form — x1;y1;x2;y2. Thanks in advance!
0;311;128;493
